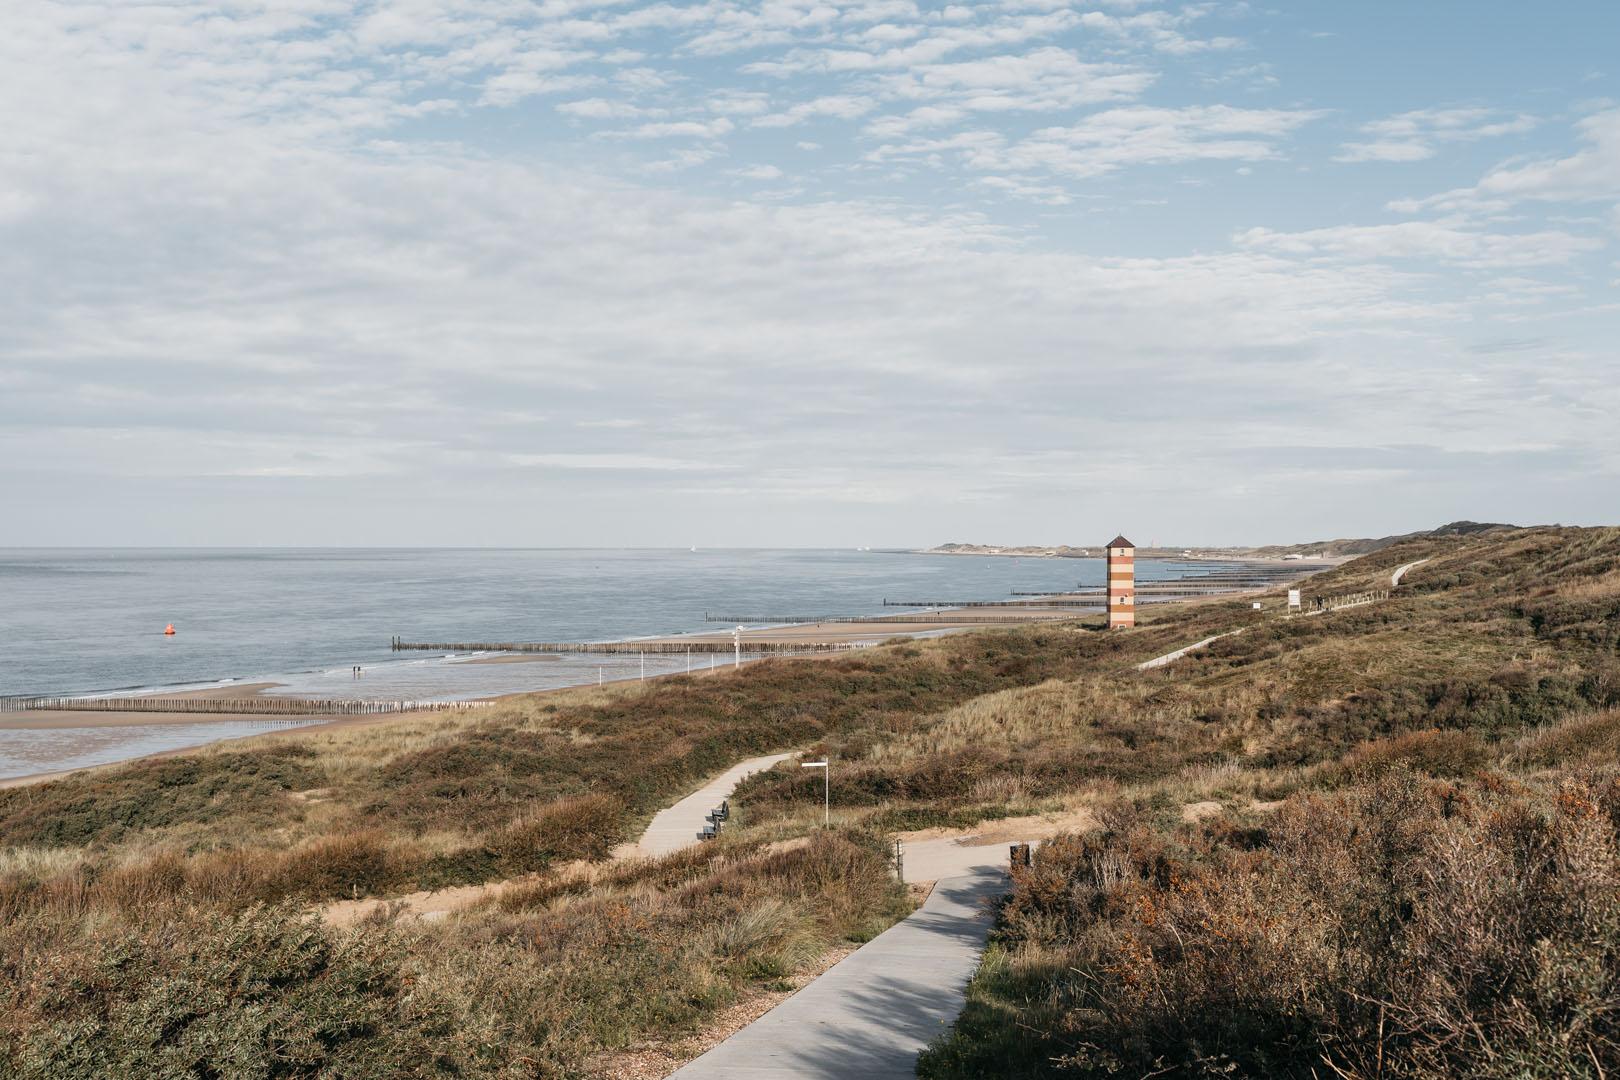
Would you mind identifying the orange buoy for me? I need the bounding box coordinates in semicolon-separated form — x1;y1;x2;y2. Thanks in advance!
163;624;176;636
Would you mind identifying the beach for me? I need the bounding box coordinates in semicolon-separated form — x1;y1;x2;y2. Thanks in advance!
0;605;1090;786
0;548;1314;784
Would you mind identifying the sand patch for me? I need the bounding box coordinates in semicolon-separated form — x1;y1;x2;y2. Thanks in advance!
897;805;1098;847
1182;800;1224;823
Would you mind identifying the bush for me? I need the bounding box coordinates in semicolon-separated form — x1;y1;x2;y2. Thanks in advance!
491;793;622;872
922;770;1620;1079
0;746;321;847
0;905;452;1079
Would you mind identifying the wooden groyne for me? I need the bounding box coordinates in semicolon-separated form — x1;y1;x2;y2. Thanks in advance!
0;696;484;716
391;639;865;655
878;599;1102;609
704;607;1098;622
703;614;843;624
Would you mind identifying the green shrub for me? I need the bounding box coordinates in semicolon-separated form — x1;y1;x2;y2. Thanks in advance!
0;905;451;1079
0;746;321;847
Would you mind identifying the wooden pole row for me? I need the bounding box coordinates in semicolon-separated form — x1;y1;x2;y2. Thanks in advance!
877;599;1106;609
702;607;1097;621
391;639;870;655
0;696;486;716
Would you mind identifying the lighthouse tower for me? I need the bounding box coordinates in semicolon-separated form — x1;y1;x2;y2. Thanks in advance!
1106;534;1135;629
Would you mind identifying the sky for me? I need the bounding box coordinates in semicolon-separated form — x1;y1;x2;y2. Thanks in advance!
1;1;1616;548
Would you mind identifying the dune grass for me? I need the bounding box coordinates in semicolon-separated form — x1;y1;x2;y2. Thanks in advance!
3;524;1619;1076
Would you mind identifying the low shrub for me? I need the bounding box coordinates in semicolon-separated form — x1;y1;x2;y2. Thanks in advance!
0;745;321;847
921;770;1620;1079
0;905;452;1079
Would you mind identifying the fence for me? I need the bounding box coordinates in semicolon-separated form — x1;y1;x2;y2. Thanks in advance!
0;696;486;716
1309;589;1390;612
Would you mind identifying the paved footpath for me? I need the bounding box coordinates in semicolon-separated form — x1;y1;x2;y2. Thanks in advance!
631;752;797;858
1391;558;1429;587
669;838;1018;1080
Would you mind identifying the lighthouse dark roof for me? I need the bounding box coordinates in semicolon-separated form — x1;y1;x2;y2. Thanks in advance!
1107;535;1135;549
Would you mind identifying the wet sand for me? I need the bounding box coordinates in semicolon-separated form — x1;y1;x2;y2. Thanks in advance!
0;609;1088;787
634;608;1088;648
462;654;564;665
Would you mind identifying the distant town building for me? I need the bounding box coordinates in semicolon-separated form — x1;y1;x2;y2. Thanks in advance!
1107;534;1135;629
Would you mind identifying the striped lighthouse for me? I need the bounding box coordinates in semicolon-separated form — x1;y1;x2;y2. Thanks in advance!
1106;534;1135;629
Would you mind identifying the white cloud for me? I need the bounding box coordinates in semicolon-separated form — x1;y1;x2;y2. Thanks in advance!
1075;8;1243;54
1;0;1615;544
505;453;720;471
598;117;736;139
751;94;877;127
707;90;773;115
872;105;1322;178
1386;108;1620;219
1337;107;1537;163
862;48;1155;135
559;97;662;120
1475;107;1620;202
1235;221;1602;268
973;175;1073;204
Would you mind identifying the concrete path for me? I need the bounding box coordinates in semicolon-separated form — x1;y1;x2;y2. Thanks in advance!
1137;629;1243;671
670;837;1021;1080
1391;558;1428;587
631;752;797;858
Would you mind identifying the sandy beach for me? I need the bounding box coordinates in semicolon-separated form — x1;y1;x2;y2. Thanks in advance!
606;607;1090;649
0;598;1152;787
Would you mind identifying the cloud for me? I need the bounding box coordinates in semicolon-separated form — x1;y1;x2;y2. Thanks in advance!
598;117;736;139
751;95;877;127
1336;106;1537;163
1;0;1615;545
1474;107;1620;202
1234;221;1602;268
505;453;720;471
1075;8;1244;54
872;105;1323;178
559;97;664;120
861;48;1155;135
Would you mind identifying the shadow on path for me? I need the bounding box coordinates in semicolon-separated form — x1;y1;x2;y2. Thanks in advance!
669;865;1009;1079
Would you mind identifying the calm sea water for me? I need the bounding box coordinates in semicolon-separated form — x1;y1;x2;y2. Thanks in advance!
0;548;1193;777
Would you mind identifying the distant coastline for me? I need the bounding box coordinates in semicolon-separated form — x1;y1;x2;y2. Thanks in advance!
911;543;1280;560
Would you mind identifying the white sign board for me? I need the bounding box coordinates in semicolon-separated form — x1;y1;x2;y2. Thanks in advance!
1288;589;1301;609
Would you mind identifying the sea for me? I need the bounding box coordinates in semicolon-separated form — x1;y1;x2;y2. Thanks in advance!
0;548;1194;778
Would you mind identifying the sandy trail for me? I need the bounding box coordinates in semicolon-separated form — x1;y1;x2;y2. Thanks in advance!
323;751;799;927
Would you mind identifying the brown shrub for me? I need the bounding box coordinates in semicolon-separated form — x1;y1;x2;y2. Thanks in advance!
924;770;1620;1079
491;793;623;872
270;830;405;900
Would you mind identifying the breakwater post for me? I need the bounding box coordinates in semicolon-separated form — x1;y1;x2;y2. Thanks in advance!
1;696;485;717
390;639;868;655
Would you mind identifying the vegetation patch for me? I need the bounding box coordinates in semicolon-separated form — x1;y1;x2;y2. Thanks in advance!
5;525;1620;1076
